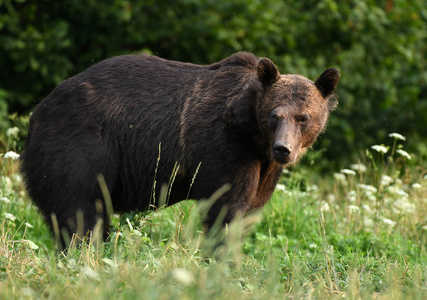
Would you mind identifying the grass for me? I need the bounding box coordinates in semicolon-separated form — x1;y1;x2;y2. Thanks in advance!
1;130;427;299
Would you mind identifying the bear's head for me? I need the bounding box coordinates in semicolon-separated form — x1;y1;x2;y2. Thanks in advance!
256;58;339;166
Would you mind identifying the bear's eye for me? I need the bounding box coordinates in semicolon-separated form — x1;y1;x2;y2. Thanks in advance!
297;115;310;124
269;114;280;127
270;115;280;123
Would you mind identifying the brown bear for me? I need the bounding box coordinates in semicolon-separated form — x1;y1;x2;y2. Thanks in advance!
21;52;339;248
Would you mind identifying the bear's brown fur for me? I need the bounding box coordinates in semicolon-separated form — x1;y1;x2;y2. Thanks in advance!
21;52;339;248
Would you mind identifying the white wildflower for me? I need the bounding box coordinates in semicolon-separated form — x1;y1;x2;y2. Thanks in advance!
382;217;396;227
363;217;374;228
393;199;415;214
359;185;377;201
4;212;16;221
13;174;22;184
170;268;194;286
2;176;13;191
348;205;359;213
386;185;408;197
25;222;33;228
371;145;388;154
396;149;411;160
319;201;330;212
388;133;406;141
0;197;10;203
412;183;422;189
381;175;394;187
4;151;20;160
282;169;290;174
341;169;356;176
357;184;378;194
327;194;336;202
361;204;373;215
6;127;19;137
309;243;318;249
395;190;409;198
334;173;347;183
308;184;319;192
367;194;377;202
423;225;427;231
350;163;367;173
384;197;392;205
276;184;286;191
347;190;357;203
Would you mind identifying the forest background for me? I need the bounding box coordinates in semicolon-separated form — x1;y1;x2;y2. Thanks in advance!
1;1;427;298
0;0;426;169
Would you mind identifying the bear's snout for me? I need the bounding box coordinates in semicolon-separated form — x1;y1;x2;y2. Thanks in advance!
272;142;292;164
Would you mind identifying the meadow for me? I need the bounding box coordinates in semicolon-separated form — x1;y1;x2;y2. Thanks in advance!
1;127;426;299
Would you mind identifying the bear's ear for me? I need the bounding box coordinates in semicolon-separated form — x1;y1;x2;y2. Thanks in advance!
257;58;280;87
315;68;340;98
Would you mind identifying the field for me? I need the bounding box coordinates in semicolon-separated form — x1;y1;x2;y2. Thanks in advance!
1;129;426;299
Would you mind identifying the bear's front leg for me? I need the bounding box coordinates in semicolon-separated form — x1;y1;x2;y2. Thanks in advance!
200;166;261;241
200;160;282;241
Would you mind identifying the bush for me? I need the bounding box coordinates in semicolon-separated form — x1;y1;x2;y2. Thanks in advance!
1;0;426;167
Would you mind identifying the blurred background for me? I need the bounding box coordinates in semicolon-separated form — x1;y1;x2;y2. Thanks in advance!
1;0;426;171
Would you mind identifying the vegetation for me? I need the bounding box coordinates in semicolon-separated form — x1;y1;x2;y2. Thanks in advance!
1;0;426;298
1;0;426;168
1;126;427;299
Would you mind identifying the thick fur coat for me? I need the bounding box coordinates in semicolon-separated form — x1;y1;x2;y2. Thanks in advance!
21;52;339;247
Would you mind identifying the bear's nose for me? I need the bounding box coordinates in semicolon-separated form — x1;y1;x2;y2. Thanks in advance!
273;143;291;158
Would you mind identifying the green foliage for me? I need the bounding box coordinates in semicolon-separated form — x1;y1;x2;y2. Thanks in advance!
2;126;427;298
1;0;426;165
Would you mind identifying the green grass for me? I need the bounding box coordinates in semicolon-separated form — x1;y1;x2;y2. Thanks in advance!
1;131;427;299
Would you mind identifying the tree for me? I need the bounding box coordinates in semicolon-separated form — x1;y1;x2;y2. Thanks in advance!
1;0;426;167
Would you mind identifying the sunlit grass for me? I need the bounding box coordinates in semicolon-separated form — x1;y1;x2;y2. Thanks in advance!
1;130;427;299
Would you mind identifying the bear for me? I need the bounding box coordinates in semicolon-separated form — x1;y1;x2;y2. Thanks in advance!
20;52;339;248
